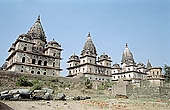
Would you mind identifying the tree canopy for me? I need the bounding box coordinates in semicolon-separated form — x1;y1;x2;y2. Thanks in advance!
164;64;170;83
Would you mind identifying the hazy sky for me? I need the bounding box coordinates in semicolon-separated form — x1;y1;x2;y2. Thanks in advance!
0;0;169;76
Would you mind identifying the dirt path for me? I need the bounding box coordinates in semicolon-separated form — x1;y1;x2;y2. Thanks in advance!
2;99;170;110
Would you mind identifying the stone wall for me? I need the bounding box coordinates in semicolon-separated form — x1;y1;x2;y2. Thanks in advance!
112;79;132;96
113;79;170;99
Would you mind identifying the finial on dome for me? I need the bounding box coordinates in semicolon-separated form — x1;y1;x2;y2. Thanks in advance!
125;43;128;48
37;15;40;22
87;32;91;37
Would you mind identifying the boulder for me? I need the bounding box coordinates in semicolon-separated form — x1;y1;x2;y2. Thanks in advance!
44;92;53;100
9;89;32;100
55;93;66;101
32;90;45;100
73;96;91;101
0;90;13;100
9;89;31;95
0;90;9;95
42;88;54;94
0;94;13;100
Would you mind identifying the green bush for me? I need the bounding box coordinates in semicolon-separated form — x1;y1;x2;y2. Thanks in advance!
32;80;39;85
98;80;114;90
98;82;105;90
16;76;33;87
84;78;92;89
31;81;43;90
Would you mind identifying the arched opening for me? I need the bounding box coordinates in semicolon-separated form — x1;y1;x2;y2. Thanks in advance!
22;57;25;63
38;60;42;65
31;71;34;74
37;71;40;74
32;59;36;64
23;47;27;51
53;62;55;67
129;74;131;78
44;61;47;66
43;72;46;75
53;53;56;56
21;70;23;72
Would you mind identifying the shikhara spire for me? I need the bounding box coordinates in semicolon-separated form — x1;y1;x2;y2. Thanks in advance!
121;43;135;65
27;15;46;42
147;59;152;69
5;16;62;76
81;32;97;57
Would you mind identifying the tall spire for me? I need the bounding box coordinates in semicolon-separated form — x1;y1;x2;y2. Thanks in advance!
81;32;97;57
146;59;152;69
121;43;135;65
27;15;46;42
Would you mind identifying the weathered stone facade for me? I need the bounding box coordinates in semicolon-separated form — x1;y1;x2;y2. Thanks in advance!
67;33;112;81
5;16;62;76
112;44;164;84
67;34;164;84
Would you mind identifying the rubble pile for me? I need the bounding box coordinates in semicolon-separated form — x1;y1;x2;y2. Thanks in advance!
0;88;91;101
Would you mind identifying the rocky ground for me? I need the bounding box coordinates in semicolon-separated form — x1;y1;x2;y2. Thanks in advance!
0;72;170;110
1;98;170;110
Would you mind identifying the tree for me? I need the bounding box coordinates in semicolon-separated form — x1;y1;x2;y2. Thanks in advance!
164;64;170;83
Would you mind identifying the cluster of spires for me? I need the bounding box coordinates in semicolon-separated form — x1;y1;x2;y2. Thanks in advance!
29;16;153;68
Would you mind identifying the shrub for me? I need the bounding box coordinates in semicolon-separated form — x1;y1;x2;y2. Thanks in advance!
31;82;43;90
32;80;39;85
84;78;92;89
98;82;105;90
98;80;114;90
16;76;33;87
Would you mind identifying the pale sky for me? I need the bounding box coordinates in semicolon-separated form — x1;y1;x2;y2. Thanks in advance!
0;0;169;76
